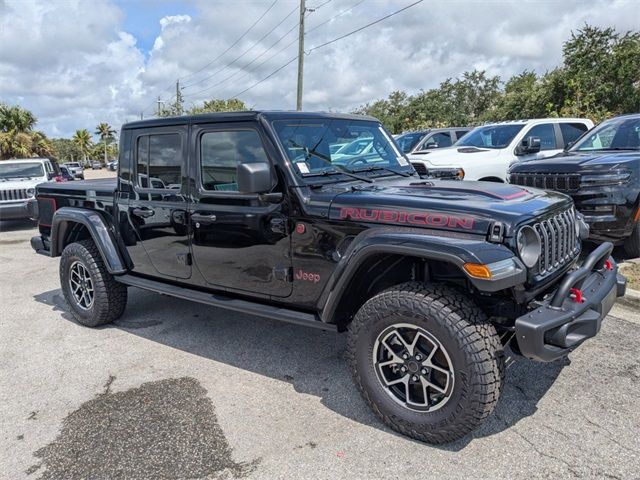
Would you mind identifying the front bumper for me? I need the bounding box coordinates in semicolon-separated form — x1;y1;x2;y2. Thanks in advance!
0;201;29;220
515;242;626;362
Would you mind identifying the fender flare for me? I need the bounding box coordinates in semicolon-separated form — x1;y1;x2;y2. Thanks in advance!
318;228;524;323
50;207;127;275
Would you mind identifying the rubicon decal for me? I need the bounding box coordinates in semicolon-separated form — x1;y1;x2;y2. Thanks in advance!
295;269;321;283
338;207;475;230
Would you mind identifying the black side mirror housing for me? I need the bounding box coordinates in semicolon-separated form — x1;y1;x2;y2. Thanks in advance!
515;136;542;155
237;162;274;194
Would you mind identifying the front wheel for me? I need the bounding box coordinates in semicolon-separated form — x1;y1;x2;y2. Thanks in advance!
347;282;504;444
60;239;127;327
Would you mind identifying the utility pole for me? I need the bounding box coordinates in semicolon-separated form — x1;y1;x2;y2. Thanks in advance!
176;79;183;115
156;96;164;116
296;0;305;111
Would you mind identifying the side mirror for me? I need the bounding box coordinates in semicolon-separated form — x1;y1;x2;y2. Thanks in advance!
47;172;56;180
237;162;274;194
425;143;439;149
516;136;541;155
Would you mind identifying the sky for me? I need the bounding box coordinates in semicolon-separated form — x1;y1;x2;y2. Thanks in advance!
0;0;638;138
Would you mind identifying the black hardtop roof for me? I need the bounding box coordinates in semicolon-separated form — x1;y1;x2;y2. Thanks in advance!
122;110;379;130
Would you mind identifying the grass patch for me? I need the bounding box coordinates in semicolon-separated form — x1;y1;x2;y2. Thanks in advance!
620;262;640;291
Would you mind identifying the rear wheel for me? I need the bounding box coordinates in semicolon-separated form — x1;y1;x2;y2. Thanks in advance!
624;221;640;259
347;282;504;444
60;239;127;327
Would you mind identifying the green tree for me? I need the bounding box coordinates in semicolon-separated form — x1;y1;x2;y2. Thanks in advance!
95;122;117;163
50;138;83;162
72;129;93;164
188;98;249;114
0;103;52;159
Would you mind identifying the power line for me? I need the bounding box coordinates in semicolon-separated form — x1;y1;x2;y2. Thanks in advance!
307;0;424;54
182;4;299;90
140;0;277;114
183;18;301;100
229;0;424;100
178;0;278;82
183;0;366;103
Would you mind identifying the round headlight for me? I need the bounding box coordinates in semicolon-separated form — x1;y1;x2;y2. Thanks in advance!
26;187;35;197
516;225;541;268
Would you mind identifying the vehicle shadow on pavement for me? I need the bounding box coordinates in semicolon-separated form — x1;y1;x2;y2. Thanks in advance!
34;287;566;450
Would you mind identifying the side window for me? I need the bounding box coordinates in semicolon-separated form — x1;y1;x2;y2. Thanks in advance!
200;130;269;192
424;132;451;148
455;130;469;141
136;133;182;189
525;124;556;150
560;123;588;146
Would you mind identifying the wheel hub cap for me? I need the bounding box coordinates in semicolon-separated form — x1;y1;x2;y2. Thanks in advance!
373;323;455;412
69;261;94;310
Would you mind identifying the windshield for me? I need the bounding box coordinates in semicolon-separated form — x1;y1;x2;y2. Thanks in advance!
66;162;80;167
395;132;427;153
571;117;640;151
272;118;412;179
0;162;45;180
455;124;524;149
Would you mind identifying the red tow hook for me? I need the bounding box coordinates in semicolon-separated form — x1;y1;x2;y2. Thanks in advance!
604;259;614;271
569;287;585;303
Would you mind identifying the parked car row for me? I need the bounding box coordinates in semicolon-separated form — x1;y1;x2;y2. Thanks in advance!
405;113;639;257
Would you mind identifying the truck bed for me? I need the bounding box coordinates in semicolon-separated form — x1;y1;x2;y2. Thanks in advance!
37;177;117;197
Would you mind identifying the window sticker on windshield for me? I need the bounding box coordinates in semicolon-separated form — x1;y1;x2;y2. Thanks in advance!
297;163;309;174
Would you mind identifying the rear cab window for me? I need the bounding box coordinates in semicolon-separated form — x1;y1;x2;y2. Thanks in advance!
560;122;589;147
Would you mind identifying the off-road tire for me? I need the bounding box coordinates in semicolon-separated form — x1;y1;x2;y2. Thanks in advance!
624;221;640;259
60;239;127;327
347;282;505;444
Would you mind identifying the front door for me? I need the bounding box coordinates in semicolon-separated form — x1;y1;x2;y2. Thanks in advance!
188;122;292;297
126;126;191;279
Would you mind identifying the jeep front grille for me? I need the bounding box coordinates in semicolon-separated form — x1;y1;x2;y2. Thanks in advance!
0;188;29;202
411;162;427;176
533;208;580;275
510;173;581;192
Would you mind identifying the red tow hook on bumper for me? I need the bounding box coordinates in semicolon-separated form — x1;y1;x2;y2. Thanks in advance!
569;288;584;303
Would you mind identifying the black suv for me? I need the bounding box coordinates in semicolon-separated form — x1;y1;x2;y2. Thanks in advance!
29;111;625;444
509;114;640;257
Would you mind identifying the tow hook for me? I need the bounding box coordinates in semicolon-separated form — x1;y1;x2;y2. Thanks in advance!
569;287;585;303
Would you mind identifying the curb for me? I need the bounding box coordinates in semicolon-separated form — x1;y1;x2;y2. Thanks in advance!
619;287;640;311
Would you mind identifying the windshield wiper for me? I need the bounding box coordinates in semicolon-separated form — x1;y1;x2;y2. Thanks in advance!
579;147;640;152
352;165;412;177
288;140;373;183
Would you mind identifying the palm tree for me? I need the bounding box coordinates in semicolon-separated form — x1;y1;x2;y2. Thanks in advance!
72;129;93;164
0;104;52;159
95;123;116;164
0;103;37;132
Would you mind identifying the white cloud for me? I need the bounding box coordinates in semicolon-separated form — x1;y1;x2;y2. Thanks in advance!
0;0;638;137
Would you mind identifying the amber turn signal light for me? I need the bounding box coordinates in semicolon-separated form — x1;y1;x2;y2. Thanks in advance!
463;263;492;279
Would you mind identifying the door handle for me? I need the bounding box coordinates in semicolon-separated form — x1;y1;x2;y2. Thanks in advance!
191;213;217;224
132;207;155;218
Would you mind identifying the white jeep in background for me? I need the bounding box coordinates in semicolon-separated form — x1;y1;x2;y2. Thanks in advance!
408;118;594;181
0;158;55;220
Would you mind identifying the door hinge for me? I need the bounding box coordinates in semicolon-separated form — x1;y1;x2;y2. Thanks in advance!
274;266;293;282
177;252;192;266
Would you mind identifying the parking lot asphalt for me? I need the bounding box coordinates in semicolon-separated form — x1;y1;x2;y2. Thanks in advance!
1;221;639;480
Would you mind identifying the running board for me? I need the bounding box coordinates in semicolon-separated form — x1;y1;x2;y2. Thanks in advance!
115;274;335;331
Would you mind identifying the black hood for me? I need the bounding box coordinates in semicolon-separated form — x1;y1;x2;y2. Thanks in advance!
317;177;572;237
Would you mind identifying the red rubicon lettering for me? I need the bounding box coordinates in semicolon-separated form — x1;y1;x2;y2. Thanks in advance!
338;207;474;230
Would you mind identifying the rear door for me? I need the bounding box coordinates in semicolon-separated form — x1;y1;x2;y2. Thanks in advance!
188;122;292;298
126;126;191;279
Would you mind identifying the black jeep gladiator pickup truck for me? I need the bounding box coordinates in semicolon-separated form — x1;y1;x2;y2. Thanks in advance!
510;113;640;257
29;111;626;444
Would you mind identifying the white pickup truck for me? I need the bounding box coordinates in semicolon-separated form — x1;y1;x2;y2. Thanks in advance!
408;118;593;182
0;158;56;220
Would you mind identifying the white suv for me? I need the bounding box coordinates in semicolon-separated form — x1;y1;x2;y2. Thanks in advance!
408;118;594;181
0;158;55;220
